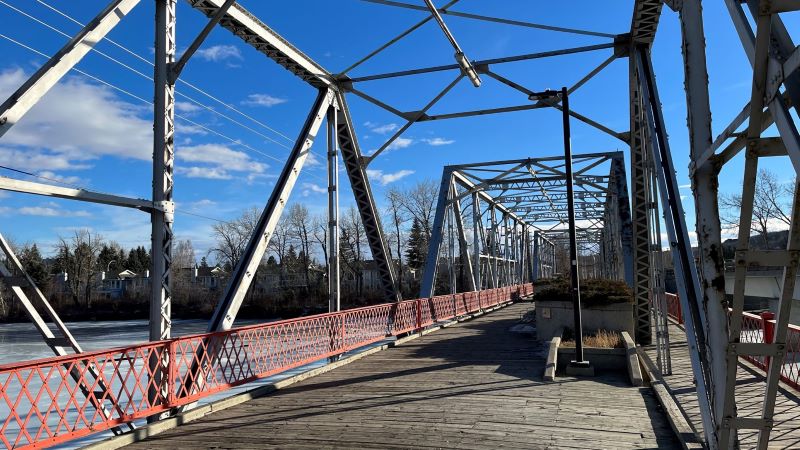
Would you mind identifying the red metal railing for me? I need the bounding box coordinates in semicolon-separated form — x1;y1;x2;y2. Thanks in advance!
665;293;683;324
0;284;533;450
664;292;800;391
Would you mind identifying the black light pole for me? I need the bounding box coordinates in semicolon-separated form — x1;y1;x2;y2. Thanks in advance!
560;86;588;368
529;87;589;373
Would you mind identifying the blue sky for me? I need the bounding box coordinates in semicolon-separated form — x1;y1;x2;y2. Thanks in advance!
0;1;798;259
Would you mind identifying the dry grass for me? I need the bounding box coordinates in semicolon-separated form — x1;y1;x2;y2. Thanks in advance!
560;329;623;349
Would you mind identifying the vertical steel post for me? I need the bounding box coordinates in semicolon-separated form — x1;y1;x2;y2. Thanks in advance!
472;192;482;290
533;231;541;281
150;0;176;418
490;205;498;288
638;47;717;448
629;47;654;345
678;2;728;446
450;180;476;291
327;105;340;313
447;204;456;294
562;87;586;365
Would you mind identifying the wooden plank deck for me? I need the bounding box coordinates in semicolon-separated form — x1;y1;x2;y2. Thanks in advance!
645;319;800;449
125;303;678;449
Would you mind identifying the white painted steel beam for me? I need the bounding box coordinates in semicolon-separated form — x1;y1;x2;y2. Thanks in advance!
186;0;335;89
0;0;140;137
0;177;156;211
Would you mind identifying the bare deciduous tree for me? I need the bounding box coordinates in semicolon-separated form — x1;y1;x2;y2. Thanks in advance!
340;206;365;295
55;229;104;308
268;219;291;265
287;204;312;289
397;180;438;241
210;207;259;269
311;213;328;270
721;169;795;249
385;187;409;288
173;239;196;269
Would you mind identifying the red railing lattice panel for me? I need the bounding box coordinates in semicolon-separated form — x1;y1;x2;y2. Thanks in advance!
0;284;533;449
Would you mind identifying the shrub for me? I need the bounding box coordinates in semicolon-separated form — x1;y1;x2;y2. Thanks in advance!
534;277;632;306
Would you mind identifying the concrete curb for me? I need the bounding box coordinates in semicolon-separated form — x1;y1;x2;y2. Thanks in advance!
81;301;514;450
637;347;704;450
544;330;562;382
622;331;643;386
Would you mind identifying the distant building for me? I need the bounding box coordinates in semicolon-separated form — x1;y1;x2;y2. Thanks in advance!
54;264;230;301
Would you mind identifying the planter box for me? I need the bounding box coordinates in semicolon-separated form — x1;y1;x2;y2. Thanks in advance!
536;299;634;341
557;347;626;371
546;331;642;385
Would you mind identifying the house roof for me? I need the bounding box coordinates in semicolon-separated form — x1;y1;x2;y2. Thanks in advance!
117;269;137;278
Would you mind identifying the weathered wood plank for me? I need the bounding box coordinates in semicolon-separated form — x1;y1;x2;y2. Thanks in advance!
123;303;679;449
644;319;800;449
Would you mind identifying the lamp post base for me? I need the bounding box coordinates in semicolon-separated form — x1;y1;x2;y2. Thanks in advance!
566;360;594;377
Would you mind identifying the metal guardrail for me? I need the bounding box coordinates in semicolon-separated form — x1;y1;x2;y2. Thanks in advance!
665;293;800;391
0;284;533;450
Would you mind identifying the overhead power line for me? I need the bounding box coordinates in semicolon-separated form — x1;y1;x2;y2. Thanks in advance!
0;31;328;184
1;0;294;150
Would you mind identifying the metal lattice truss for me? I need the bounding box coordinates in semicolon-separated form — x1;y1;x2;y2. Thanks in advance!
420;152;634;297
679;1;800;448
0;0;798;447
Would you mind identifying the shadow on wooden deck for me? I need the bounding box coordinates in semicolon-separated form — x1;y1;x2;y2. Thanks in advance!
122;303;679;449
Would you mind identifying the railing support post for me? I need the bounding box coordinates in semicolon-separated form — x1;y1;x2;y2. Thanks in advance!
416;298;423;330
761;311;776;368
167;341;177;406
341;314;347;349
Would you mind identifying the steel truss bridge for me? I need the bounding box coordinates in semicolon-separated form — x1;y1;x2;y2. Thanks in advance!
0;0;798;449
420;152;634;296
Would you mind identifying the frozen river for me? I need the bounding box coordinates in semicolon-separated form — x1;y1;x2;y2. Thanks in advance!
0;318;263;366
0;316;388;449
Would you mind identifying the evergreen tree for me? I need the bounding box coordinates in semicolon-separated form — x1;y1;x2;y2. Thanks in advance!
19;244;49;289
284;245;299;271
405;218;426;270
199;256;210;270
126;246;150;274
97;244;120;274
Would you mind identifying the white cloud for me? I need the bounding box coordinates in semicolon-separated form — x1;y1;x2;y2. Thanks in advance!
18;205;91;217
176;101;203;114
0;68;152;170
422;137;455;146
679;184;692;189
177;166;232;180
364;122;399;135
175;122;209;136
176;143;268;181
304;151;321;167
37;171;83;186
195;45;242;62
302;182;327;196
242;93;287;107
0;147;90;172
190;199;217;209
386;137;413;151
366;169;415;186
